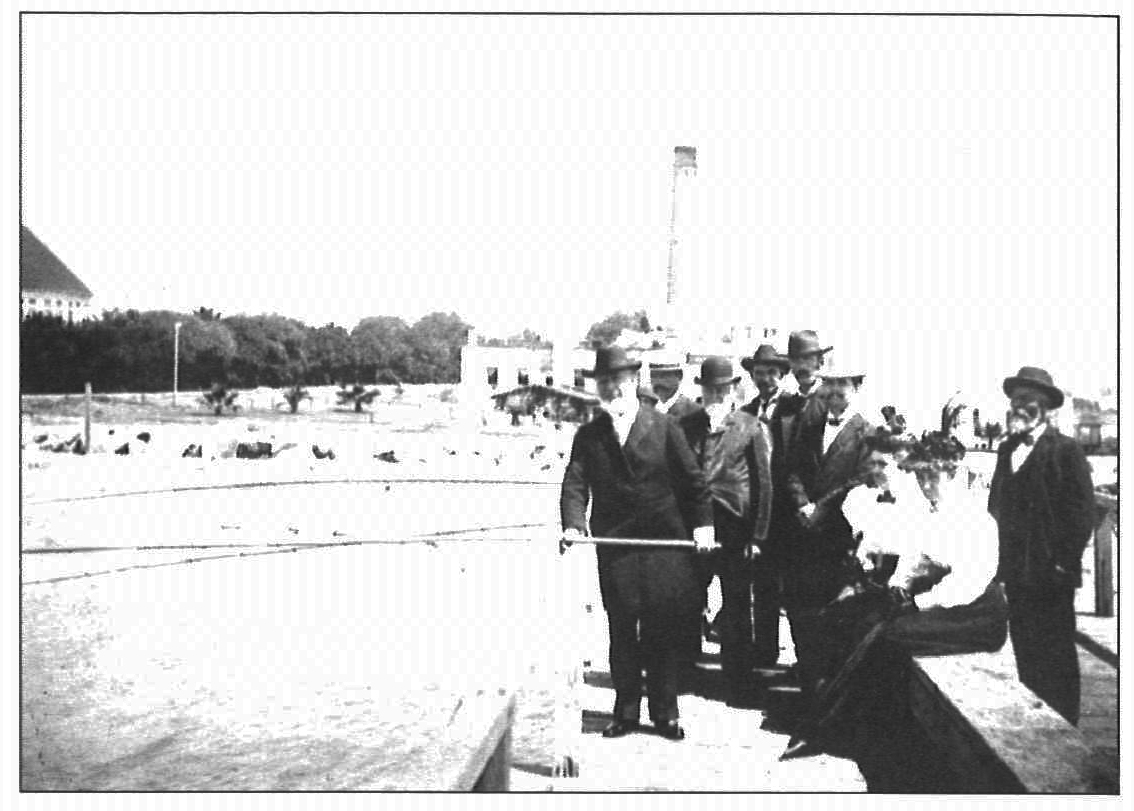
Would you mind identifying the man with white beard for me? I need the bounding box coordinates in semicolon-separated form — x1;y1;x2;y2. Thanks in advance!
988;366;1094;725
679;357;775;705
561;346;715;740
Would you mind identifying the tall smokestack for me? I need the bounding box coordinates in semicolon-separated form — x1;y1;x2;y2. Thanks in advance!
665;146;697;342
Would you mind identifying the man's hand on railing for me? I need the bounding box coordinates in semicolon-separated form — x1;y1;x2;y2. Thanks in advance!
693;525;717;555
560;527;584;555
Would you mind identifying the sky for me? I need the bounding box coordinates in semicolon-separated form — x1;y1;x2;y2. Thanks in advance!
19;12;1118;425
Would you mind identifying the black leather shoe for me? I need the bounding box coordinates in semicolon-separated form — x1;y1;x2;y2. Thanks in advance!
655;721;686;741
601;720;640;738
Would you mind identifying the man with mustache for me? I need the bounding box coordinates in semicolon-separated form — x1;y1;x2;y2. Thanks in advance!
649;358;702;421
679;356;775;705
782;330;833;443
561;346;715;740
988;366;1095;725
738;344;797;668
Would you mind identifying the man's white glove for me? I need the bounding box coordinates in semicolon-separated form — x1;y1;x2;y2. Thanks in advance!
560;527;584;555
693;525;717;554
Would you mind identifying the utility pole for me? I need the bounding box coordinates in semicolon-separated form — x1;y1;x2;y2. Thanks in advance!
173;321;183;406
665;146;697;345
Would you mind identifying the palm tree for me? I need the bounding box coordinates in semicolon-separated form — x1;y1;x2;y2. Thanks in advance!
337;383;379;413
203;382;239;416
283;382;310;414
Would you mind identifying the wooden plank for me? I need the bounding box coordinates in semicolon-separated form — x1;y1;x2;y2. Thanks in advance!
911;653;1094;793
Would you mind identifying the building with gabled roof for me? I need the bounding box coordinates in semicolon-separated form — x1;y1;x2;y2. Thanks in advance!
20;226;94;321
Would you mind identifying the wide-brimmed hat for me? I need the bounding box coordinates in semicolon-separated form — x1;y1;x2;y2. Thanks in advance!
1002;366;1064;409
787;330;834;360
583;345;642;378
694;356;740;387
741;343;792;373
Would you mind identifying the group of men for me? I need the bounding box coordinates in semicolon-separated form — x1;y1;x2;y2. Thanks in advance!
559;331;1096;742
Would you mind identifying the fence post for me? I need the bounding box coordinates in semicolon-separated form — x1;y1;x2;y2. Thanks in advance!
1094;495;1116;617
84;382;92;454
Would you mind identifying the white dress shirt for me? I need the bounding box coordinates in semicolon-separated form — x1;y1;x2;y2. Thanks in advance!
609;399;640;447
843;471;998;609
1010;422;1046;473
822;410;859;455
655;394;676;415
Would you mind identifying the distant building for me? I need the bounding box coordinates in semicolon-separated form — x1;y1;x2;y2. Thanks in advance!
20;226;94;321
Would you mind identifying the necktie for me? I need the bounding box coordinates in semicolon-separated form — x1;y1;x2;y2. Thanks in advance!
1008;431;1035;448
827;417;843;427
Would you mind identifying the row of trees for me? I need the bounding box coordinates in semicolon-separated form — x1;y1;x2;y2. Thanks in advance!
20;308;472;395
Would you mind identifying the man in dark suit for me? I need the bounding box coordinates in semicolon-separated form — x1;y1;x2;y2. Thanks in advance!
738;344;796;669
783;368;874;700
988;366;1095;725
561;346;715;740
680;356;775;704
782;330;834;443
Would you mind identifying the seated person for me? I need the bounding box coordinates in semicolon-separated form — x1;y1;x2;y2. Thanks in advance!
843;430;1006;654
782;427;1007;760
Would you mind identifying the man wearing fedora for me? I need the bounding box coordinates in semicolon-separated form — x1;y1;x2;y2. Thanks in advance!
783;330;833;433
679;356;776;704
649;358;702;421
988;366;1095;725
738;344;797;668
561;345;716;740
783;367;875;702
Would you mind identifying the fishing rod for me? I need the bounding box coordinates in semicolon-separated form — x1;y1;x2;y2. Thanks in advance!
21;522;557;555
23;475;561;507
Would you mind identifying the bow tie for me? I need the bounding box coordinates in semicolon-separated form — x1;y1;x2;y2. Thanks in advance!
877;490;896;504
1009;432;1036;447
827;417;843;427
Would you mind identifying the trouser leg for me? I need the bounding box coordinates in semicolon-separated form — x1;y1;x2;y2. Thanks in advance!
641;619;681;724
751;558;781;666
1007;585;1080;725
718;555;756;695
606;605;643;722
782;555;845;699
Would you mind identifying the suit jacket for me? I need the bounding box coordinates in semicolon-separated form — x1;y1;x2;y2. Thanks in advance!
988;425;1095;591
742;391;795;499
786;411;875;555
680;408;773;545
662;394;703;422
561;406;713;616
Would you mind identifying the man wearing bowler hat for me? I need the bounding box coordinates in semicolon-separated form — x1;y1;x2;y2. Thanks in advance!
561;346;715;740
988;366;1094;725
679;356;776;704
783;367;875;702
738;344;797;668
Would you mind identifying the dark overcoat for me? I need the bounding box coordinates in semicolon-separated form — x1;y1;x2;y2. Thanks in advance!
561;406;713;617
988;425;1095;590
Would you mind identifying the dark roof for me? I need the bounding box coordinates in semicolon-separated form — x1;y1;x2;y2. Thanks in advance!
491;384;600;406
20;226;93;298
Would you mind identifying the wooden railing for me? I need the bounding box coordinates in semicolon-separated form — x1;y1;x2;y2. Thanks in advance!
1093;492;1117;618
